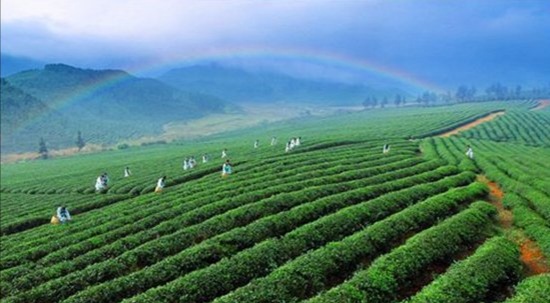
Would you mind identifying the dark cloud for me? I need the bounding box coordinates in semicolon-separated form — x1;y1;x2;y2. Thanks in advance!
2;0;549;89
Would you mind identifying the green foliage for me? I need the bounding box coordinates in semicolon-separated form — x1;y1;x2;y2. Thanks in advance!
461;110;550;147
423;134;550;230
420;107;550;303
0;79;51;133
405;236;521;303
504;274;550;303
308;201;497;303
215;183;488;303
0;100;547;303
126;172;475;303
504;193;550;259
3;64;230;153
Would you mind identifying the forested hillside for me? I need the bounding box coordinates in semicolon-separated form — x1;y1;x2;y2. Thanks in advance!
1;64;235;154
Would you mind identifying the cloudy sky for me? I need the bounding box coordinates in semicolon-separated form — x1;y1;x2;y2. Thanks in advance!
1;0;549;89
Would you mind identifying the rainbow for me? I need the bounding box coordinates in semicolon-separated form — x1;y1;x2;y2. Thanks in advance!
10;46;444;134
128;46;443;92
8;69;133;135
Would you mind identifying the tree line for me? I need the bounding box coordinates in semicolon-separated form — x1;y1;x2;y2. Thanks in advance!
38;131;85;159
363;82;550;109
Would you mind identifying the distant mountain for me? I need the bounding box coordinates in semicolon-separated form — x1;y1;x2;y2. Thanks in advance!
8;64;231;123
158;64;395;105
1;78;53;129
0;78;72;153
0;54;45;77
2;64;235;153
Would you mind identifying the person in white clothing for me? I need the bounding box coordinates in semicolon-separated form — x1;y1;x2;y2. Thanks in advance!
285;141;291;152
222;159;232;177
95;174;107;191
254;140;259;149
124;166;131;177
183;158;189;170
465;145;474;159
222;149;227;158
101;173;109;188
56;206;72;223
155;176;166;193
383;144;390;154
95;175;103;191
202;154;209;163
295;137;301;146
271;137;277;146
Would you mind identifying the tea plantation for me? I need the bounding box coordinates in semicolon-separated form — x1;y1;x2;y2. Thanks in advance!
1;100;548;302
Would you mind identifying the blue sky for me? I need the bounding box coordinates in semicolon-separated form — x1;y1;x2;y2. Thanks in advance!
1;0;549;89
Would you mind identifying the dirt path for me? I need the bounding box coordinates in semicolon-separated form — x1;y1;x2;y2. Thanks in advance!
477;175;550;276
531;100;550;111
439;111;505;138
519;238;550;275
477;175;513;229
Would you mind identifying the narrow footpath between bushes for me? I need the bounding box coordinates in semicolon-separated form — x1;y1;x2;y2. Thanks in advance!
477;175;550;276
439;111;505;138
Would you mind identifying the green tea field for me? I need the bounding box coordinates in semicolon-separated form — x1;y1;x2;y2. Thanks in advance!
1;100;549;303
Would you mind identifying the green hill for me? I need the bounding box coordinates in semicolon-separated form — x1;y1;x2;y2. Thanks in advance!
1;78;58;131
2;64;236;153
7;64;231;123
0;78;72;153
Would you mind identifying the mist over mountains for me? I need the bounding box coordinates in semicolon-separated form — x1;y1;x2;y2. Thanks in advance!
6;52;544;156
0;54;45;77
1;78;62;134
1;64;232;154
158;63;401;105
7;64;230;121
2;61;404;154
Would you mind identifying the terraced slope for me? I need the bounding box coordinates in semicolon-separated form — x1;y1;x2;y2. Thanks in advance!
460;110;550;147
422;103;550;302
1;100;548;303
424;137;550;257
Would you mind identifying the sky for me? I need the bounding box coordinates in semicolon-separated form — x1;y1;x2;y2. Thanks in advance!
1;0;549;89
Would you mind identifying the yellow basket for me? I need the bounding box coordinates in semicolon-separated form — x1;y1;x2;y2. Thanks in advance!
51;215;60;225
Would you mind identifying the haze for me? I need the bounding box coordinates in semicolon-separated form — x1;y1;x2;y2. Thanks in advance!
2;0;549;89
